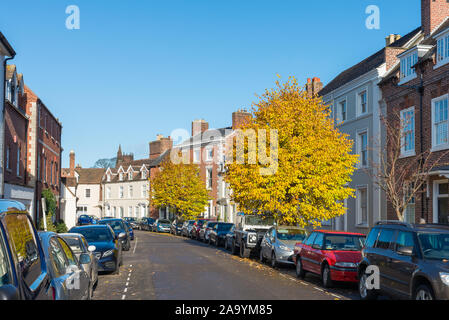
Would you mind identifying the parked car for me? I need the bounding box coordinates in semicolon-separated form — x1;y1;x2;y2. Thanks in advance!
181;220;195;237
123;217;139;229
139;217;155;231
98;218;131;251
59;233;98;296
260;226;308;268
190;219;213;240
77;214;95;226
209;222;234;246
69;225;124;275
294;230;365;288
0;200;52;300
224;225;236;251
124;221;134;240
38;231;91;300
89;215;99;224
358;221;449;300
200;221;219;243
170;219;184;235
153;219;171;233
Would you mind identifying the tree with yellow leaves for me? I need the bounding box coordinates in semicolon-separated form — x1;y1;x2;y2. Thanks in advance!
225;77;358;228
150;158;209;220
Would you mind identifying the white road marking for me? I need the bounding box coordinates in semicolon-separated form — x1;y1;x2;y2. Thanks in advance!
122;295;126;300
132;237;138;254
127;277;130;281
126;282;129;286
124;288;128;293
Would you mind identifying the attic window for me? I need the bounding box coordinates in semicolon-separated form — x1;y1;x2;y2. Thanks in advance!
107;174;111;182
128;171;133;180
119;172;123;181
435;30;449;68
142;170;147;179
399;52;417;83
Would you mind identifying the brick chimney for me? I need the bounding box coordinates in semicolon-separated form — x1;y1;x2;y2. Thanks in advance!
385;34;401;46
149;135;173;159
384;45;406;72
306;77;323;97
69;150;75;177
191;119;209;137
232;109;251;130
422;0;449;36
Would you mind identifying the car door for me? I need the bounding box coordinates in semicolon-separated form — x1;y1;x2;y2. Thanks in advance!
261;228;272;259
0;226;18;299
300;232;317;271
373;228;396;291
309;232;324;274
388;231;418;297
48;237;71;299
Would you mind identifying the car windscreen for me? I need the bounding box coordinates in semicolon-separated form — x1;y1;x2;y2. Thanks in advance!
71;228;113;243
323;234;365;251
277;229;307;241
99;220;124;231
62;237;84;253
418;232;449;260
245;216;275;226
217;223;233;231
159;220;170;224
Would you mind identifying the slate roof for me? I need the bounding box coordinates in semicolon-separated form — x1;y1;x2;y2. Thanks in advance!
320;27;422;96
75;168;105;184
177;127;232;149
0;31;15;57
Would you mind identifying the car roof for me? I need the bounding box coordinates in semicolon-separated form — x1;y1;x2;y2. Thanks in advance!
59;233;85;239
71;224;110;230
314;230;366;236
376;222;449;233
99;218;123;222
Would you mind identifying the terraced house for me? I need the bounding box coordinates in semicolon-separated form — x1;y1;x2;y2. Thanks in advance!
320;28;422;233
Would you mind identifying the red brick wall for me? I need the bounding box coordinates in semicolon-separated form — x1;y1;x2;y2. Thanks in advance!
422;0;449;36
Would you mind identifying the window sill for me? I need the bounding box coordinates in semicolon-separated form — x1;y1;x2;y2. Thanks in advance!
398;75;417;86
434;59;449;70
356;223;369;228
399;151;416;159
431;144;449;153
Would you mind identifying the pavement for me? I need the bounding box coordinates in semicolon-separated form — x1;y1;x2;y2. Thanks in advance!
93;230;360;300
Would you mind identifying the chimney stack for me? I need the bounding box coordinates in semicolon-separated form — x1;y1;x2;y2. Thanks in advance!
385;34;400;46
69;150;75;177
232;109;251;130
149;135;173;159
305;77;323;97
191;119;209;137
421;0;449;36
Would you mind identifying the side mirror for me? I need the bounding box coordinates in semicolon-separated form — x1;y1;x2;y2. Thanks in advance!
0;285;19;300
88;245;96;252
118;232;126;240
79;253;91;264
397;246;413;256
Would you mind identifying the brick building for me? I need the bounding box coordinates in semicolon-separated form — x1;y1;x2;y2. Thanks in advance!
379;0;449;224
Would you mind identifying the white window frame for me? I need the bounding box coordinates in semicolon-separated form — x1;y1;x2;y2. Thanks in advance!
435;29;449;69
431;94;449;151
106;186;111;199
356;185;369;227
119;186;124;199
400;106;415;157
85;188;91;198
129;185;133;198
337;99;347;124
205;147;213;162
357;89;368;117
206;167;213;190
142;184;147;198
193;148;200;164
356;129;369;168
399;51;418;84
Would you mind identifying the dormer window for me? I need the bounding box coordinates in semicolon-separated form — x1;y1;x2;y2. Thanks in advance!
119;172;124;181
107;174;111;182
128;171;133;180
435;29;449;68
399;52;417;83
141;170;147;179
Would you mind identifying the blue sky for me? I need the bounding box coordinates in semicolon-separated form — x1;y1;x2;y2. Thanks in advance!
0;0;421;167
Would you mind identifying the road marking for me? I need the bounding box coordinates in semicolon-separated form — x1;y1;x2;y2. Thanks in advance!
132;237;138;254
314;287;324;292
127;277;130;281
124;288;128;293
122;295;126;300
126;282;129;286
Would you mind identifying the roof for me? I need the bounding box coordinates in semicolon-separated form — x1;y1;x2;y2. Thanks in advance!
0;31;15;57
5;65;15;80
320;27;422;96
315;230;366;236
75;168;105;184
177;127;232;148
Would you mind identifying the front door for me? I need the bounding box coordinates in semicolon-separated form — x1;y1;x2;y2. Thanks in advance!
434;181;449;224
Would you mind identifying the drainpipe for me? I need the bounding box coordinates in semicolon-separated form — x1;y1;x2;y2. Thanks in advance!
1;54;15;198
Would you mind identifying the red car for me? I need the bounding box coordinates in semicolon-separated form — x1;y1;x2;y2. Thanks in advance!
190;218;214;240
293;230;366;288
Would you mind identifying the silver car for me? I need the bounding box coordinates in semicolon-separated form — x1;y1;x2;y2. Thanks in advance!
260;226;309;268
38;231;92;300
60;233;98;296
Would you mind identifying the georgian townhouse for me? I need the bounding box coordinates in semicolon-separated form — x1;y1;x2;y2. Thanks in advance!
379;0;449;224
22;85;63;224
101;138;171;220
61;150;105;228
173;110;251;223
320;28;421;233
0;31;15;198
3;65;34;209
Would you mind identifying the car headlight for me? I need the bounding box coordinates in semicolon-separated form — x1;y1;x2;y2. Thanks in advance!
248;233;257;243
102;249;114;257
278;244;291;251
334;262;357;268
440;272;449;286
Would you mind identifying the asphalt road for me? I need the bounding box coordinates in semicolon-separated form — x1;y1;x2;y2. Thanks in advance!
93;230;360;300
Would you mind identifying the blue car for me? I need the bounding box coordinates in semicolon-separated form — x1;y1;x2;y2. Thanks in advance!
98;218;131;251
124;221;134;240
69;225;124;275
77;214;96;226
153;219;171;233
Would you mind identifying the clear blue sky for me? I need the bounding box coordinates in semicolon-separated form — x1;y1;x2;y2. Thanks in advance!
0;0;421;168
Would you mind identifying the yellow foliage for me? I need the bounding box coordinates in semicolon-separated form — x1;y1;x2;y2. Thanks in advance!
225;77;358;228
150;158;209;220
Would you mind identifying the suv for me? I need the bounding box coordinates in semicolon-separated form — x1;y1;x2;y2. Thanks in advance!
358;221;449;300
232;214;275;258
190;218;213;240
0;200;51;300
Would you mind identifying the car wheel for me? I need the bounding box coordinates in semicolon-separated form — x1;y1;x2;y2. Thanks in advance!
414;284;434;300
231;240;237;255
295;256;306;279
224;240;228;250
271;251;278;268
259;249;266;263
112;261;120;275
359;272;377;300
215;238;219;247
322;264;333;288
240;241;250;258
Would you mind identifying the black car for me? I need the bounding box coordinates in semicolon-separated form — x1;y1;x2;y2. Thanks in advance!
139;217;155;231
69;225;124;275
224;225;236;251
170;219;184;235
98;219;131;251
0;200;52;300
124;217;138;229
358;221;449;300
209;222;235;247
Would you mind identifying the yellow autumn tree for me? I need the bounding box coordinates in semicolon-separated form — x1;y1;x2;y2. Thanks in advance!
150;158;209;220
225;77;358;227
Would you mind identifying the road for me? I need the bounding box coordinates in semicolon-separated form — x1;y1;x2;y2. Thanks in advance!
93;230;359;300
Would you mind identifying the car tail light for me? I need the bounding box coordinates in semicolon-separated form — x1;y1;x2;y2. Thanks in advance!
51;287;56;300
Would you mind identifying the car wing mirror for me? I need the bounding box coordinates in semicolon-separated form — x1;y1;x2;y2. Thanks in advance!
79;253;91;264
118;232;126;240
397;246;413;256
0;285;19;300
88;245;96;252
